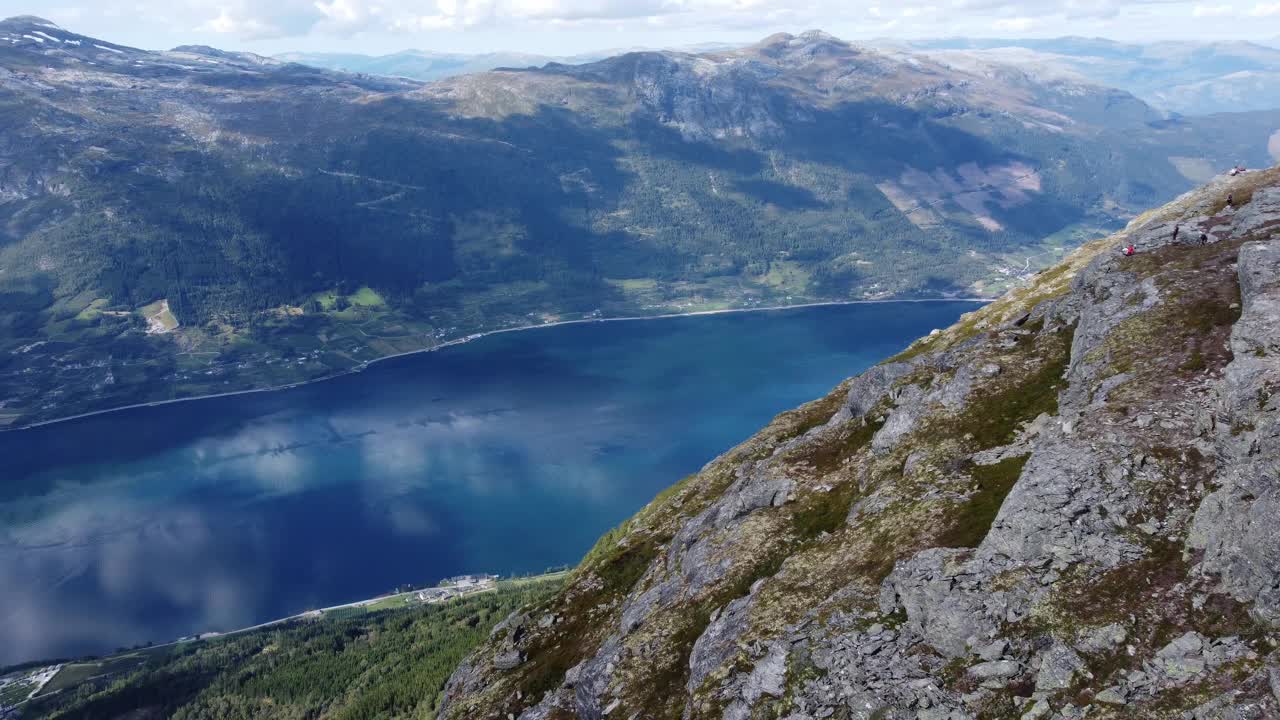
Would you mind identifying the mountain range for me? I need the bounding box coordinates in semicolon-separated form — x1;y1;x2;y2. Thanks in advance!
2;16;1280;428
280;36;1280;117
902;37;1280;116
275;43;739;83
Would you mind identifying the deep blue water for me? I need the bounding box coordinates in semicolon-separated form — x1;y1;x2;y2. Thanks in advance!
0;302;979;665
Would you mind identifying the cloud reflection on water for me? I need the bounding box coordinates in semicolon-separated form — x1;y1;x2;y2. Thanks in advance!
0;302;983;664
0;497;268;664
0;400;636;663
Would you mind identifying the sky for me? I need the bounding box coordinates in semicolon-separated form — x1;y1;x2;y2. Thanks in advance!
6;1;1280;56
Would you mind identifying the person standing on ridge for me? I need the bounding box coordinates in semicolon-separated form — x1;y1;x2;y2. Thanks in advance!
1172;226;1179;243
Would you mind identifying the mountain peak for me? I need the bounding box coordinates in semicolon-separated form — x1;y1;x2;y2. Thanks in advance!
169;44;280;66
2;15;61;29
746;28;861;62
756;31;796;45
797;29;842;43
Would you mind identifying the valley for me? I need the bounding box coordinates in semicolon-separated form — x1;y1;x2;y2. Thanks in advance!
6;9;1280;719
3;16;1279;427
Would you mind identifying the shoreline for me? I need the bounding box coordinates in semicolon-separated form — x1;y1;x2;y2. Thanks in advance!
173;572;563;646
19;571;569;699
9;297;990;433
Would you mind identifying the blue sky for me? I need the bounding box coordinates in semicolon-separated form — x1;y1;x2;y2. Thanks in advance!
7;1;1280;55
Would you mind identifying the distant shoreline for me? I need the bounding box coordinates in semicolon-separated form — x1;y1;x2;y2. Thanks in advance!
17;571;570;697
9;297;989;433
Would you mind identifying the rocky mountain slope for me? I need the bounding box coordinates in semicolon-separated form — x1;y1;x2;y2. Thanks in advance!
439;167;1280;719
3;18;1280;427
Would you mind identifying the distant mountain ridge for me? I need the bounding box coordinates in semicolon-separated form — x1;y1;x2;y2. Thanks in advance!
277;35;1280;117
2;17;1279;428
274;43;739;81
897;36;1280;115
274;48;568;81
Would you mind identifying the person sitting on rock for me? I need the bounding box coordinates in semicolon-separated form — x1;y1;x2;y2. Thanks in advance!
1199;232;1209;245
1123;243;1136;256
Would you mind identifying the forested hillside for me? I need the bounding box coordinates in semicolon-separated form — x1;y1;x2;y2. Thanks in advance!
2;16;1279;426
17;577;561;719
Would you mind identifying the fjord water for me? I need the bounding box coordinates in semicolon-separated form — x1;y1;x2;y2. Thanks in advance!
0;302;979;665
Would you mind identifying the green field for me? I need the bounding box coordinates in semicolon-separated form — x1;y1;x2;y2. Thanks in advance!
0;680;31;706
73;299;109;322
37;654;152;697
753;260;813;294
605;277;659;292
137;299;179;333
348;287;385;308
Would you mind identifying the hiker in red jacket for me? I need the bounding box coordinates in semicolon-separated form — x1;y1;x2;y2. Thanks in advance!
1123;244;1135;256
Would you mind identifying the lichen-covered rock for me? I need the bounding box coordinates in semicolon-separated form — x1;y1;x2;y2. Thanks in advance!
441;168;1280;720
880;549;996;659
1075;623;1127;654
969;660;1021;681
1188;239;1280;623
1034;640;1087;692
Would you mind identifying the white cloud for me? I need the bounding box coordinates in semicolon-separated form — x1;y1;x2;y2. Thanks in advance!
1193;3;1236;16
387;0;684;31
315;0;377;29
993;15;1035;30
13;0;1280;49
901;5;936;18
188;0;330;39
199;8;267;35
44;7;84;23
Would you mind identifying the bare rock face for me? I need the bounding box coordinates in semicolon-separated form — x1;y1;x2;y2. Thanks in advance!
1189;235;1280;623
440;169;1280;720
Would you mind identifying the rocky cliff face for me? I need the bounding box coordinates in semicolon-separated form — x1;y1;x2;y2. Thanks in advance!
439;167;1280;720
